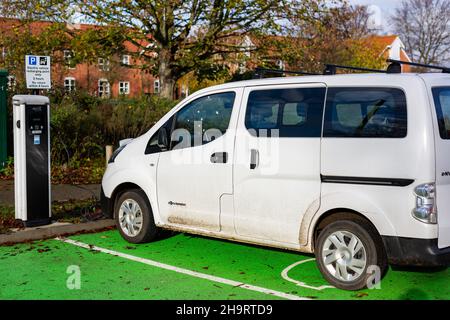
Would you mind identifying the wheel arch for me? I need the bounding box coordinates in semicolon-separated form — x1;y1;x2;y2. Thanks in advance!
311;208;384;251
109;182;149;218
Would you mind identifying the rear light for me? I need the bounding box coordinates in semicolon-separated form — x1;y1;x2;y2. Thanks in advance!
412;183;437;224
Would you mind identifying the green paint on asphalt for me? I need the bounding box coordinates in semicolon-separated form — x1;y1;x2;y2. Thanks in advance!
0;239;280;300
1;230;449;300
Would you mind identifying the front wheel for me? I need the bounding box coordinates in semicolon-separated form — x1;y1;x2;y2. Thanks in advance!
115;189;159;244
315;219;387;290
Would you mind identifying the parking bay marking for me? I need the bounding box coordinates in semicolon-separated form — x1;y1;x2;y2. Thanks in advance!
56;237;309;300
281;259;335;291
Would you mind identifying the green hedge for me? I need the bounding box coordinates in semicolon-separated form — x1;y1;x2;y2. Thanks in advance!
50;91;176;167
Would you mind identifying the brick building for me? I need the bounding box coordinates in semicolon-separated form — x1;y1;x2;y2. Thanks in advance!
0;19;162;98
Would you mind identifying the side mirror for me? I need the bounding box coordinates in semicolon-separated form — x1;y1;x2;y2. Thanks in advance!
157;127;169;150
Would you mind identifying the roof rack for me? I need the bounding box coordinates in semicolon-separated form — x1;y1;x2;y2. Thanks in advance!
387;59;450;73
253;67;320;79
323;64;387;75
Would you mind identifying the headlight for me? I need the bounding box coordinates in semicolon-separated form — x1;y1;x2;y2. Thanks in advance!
108;144;126;164
412;183;437;224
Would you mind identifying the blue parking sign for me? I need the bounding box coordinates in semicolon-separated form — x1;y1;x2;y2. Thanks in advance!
28;56;37;65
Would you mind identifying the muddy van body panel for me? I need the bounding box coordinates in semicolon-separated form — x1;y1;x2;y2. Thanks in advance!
320;76;437;240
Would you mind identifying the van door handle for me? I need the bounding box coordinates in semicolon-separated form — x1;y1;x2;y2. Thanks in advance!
250;149;259;169
210;152;228;163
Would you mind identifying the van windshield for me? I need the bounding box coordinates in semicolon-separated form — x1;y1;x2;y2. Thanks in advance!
432;87;450;140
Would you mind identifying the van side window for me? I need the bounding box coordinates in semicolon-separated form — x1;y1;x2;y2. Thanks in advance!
171;92;235;149
245;88;326;137
432;87;450;140
145;115;174;154
323;87;407;138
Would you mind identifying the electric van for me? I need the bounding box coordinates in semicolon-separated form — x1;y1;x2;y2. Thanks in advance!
101;72;450;290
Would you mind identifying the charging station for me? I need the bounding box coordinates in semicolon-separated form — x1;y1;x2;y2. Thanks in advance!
13;95;51;227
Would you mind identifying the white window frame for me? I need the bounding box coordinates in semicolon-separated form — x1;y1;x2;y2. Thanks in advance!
121;55;130;65
98;79;110;98
238;62;246;74
64;77;76;92
98;57;110;71
154;79;160;94
181;84;189;98
63;50;75;69
7;75;16;91
119;81;130;95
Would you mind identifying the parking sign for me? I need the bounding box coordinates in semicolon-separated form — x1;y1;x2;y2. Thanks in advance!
25;55;51;89
28;56;37;65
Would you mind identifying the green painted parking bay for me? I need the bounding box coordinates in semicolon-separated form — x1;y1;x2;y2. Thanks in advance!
0;230;449;300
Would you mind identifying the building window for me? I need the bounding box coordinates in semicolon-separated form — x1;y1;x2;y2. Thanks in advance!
7;75;16;91
121;55;130;65
1;47;6;60
119;81;130;95
98;58;110;71
181;84;189;98
64;77;76;92
63;50;75;69
98;79;110;98
238;62;246;74
154;79;160;94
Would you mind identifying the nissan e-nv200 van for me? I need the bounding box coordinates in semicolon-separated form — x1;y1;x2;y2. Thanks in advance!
101;72;450;290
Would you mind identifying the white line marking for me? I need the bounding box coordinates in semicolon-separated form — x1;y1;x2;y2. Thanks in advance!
56;237;309;300
281;259;335;291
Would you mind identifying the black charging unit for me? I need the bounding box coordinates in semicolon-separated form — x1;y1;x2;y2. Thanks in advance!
13;95;51;227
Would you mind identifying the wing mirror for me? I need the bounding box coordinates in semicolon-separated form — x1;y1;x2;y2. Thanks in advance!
157;127;169;150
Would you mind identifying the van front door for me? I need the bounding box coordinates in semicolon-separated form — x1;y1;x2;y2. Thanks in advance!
233;84;326;244
157;90;240;232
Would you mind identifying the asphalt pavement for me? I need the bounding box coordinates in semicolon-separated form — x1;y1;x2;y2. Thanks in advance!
0;180;100;205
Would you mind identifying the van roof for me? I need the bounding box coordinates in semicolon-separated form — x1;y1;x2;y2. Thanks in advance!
192;72;450;97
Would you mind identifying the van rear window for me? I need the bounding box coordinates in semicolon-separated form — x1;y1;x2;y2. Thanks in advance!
432;87;450;140
323;87;407;138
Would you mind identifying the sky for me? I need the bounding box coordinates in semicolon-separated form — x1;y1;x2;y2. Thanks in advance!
348;0;403;33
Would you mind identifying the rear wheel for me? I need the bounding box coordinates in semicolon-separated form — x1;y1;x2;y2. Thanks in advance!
115;189;158;244
315;218;387;290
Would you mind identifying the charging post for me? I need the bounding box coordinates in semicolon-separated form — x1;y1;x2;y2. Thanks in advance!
13;95;51;227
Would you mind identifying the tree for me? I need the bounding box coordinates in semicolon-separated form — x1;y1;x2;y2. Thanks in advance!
273;2;385;73
64;0;290;99
391;0;450;65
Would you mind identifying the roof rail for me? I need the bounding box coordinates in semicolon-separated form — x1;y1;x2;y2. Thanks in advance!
253;67;320;79
387;59;450;73
323;64;387;75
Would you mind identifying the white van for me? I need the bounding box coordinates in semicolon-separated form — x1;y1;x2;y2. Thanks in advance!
101;71;450;290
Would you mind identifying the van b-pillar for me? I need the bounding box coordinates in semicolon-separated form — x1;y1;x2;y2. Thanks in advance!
13;95;51;227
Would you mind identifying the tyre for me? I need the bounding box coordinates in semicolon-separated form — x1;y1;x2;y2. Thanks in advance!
315;218;387;290
114;189;159;244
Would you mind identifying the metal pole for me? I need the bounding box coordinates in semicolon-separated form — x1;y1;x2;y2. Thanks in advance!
0;70;8;169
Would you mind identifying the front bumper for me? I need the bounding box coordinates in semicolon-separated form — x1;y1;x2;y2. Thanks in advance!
100;186;113;218
382;236;450;267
